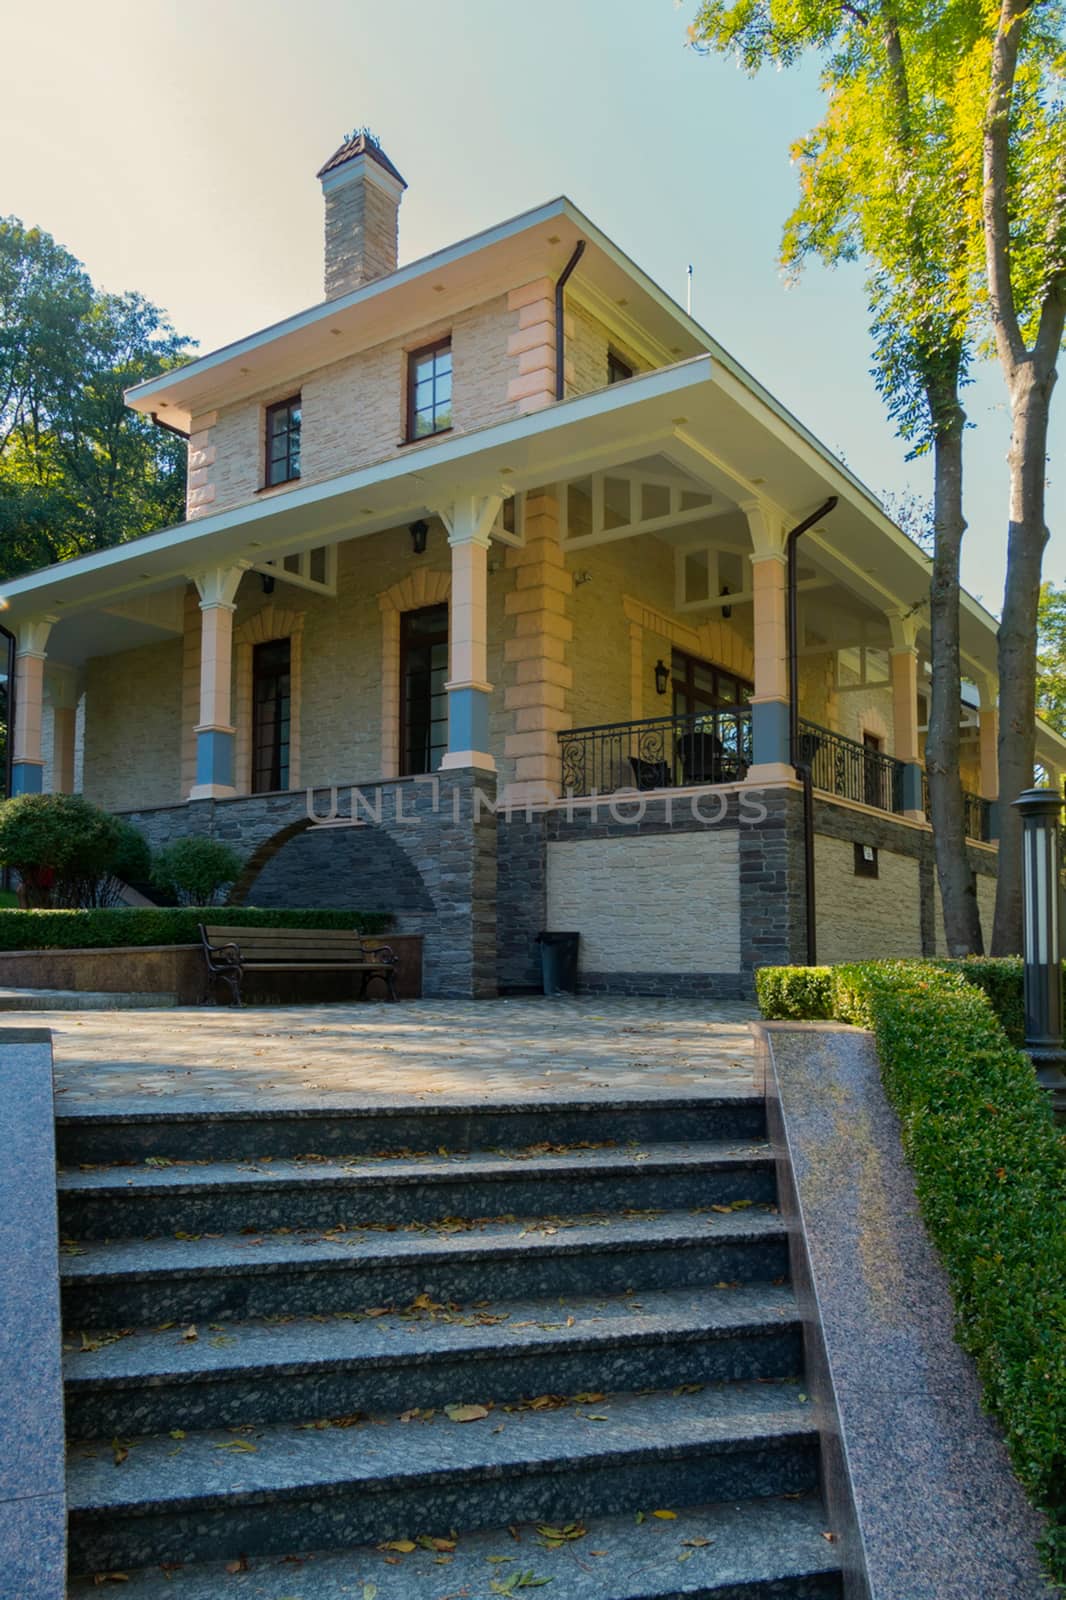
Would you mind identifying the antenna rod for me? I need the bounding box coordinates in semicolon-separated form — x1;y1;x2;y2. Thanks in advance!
686;264;693;316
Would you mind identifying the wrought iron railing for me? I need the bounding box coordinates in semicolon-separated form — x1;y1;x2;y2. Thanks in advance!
920;773;993;842
558;708;752;796
797;719;904;814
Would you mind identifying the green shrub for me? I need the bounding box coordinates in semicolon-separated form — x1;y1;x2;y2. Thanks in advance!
754;964;833;1020
938;956;1026;1046
758;958;1066;1582
152;836;243;906
0;793;130;906
0;906;390;952
111;819;153;888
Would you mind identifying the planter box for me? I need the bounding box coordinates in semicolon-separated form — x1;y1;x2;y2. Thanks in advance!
0;937;422;1004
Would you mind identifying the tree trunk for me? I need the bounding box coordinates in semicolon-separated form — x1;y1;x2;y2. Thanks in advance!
991;366;1055;952
926;379;983;954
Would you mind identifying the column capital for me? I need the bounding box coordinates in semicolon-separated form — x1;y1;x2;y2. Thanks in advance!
16;615;58;658
888;610;922;653
439;493;503;548
192;562;250;610
741;500;787;561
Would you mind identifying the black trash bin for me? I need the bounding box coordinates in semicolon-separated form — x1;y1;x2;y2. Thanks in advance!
536;931;580;996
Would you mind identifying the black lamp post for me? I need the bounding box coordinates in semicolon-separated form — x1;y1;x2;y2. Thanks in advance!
1014;787;1066;1108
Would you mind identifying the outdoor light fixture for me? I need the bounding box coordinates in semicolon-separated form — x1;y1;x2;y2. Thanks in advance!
409;519;429;556
1015;787;1066;1107
720;584;732;620
654;659;669;696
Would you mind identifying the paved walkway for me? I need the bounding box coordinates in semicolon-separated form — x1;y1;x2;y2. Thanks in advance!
23;996;758;1110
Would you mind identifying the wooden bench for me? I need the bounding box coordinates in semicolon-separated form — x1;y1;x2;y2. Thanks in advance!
199;925;398;1007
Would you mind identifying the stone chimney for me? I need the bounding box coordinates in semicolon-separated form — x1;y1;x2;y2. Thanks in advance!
317;130;407;300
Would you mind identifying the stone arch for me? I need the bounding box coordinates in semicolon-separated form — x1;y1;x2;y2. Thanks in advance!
233;604;305;794
236;815;436;917
226;816;313;906
377;566;451;777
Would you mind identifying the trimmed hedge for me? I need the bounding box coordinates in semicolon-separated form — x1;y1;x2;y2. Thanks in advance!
0;907;391;952
757;956;1027;1045
757;959;1066;1583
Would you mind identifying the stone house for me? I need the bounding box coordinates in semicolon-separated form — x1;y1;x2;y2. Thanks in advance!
3;132;1063;995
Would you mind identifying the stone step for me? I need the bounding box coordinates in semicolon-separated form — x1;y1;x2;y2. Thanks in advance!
65;1490;843;1598
60;1209;790;1328
0;987;176;1011
55;1091;767;1165
58;1140;776;1239
66;1380;821;1575
63;1282;802;1439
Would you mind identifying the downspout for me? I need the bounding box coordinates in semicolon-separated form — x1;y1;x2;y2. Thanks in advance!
0;622;15;887
786;495;839;964
149;412;190;442
554;241;586;402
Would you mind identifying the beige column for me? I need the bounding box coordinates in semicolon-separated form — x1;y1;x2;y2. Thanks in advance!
504;490;574;801
46;668;80;794
189;564;247;799
440;494;500;772
744;502;791;782
11;617;55;794
978;690;999;801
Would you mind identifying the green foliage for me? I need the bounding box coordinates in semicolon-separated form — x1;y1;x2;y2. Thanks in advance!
943;956;1026;1046
0;906;390;952
1037;581;1066;738
152;836;244;906
757;958;1066;1580
0;217;193;581
111;819;153;887
754;964;833;1019
0;793;124;903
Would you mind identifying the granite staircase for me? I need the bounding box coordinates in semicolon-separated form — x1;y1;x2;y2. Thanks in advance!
59;1095;842;1598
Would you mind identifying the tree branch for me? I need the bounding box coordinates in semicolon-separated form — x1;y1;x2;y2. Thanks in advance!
983;0;1031;376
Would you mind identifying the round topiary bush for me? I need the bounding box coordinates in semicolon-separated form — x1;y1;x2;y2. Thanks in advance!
152;836;243;906
0;792;137;908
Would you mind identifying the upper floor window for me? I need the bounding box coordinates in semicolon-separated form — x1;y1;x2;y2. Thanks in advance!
265;395;301;487
407;338;452;441
607;350;634;385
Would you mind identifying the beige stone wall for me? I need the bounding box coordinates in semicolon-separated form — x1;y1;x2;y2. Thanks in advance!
190;295;519;518
546;829;741;973
82;638;183;812
564;299;646;396
815;834;923;962
933;866;998;955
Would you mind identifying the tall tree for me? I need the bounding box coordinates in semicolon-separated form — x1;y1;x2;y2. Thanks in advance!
0;218;191;583
689;0;985;952
965;0;1066;950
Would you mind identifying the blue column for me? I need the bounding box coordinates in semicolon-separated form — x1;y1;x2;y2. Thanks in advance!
750;699;790;767
447;684;490;755
195;728;235;790
900;761;924;814
10;762;44;796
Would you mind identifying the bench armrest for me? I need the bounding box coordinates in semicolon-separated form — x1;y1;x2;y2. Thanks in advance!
200;930;243;973
368;943;397;967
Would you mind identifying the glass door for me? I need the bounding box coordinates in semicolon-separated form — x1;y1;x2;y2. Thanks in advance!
400;604;449;775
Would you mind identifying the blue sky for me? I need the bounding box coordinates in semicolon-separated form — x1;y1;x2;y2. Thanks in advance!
2;0;1060;610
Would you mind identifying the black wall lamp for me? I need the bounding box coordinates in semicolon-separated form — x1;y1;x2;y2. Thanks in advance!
654;659;670;696
409;519;429;556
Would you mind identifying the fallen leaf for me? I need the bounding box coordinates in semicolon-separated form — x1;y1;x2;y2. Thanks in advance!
215;1439;257;1452
225;1556;248;1573
111;1439;129;1467
181;1325;198;1342
683;1537;714;1547
379;1540;416;1553
169;1429;186;1441
444;1403;490;1423
652;1509;677;1520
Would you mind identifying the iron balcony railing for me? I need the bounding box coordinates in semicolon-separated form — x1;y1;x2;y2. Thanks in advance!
797;719;905;815
558;707;753;796
921;773;993;842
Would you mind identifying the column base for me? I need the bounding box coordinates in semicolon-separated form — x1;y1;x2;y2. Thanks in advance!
10;761;45;795
1028;1047;1066;1111
440;751;496;773
745;762;795;785
188;784;237;801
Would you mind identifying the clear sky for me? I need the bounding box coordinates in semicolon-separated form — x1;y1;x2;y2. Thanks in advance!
1;0;1061;612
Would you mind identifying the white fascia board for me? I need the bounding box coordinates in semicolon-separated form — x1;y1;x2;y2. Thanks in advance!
125;197;574;411
5;358;716;614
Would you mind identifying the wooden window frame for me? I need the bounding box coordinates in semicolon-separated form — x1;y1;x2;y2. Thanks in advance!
264;395;302;489
670;648;752;714
251;637;292;794
398;603;450;777
405;337;453;444
607;349;635;385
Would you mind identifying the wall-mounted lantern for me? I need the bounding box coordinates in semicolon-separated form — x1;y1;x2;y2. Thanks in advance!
1014;786;1066;1108
409;519;429;556
654;659;670;697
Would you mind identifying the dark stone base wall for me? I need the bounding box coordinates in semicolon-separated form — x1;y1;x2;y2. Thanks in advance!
120;771;498;1000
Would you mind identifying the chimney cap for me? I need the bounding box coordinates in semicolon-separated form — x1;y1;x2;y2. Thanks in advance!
316;129;407;188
